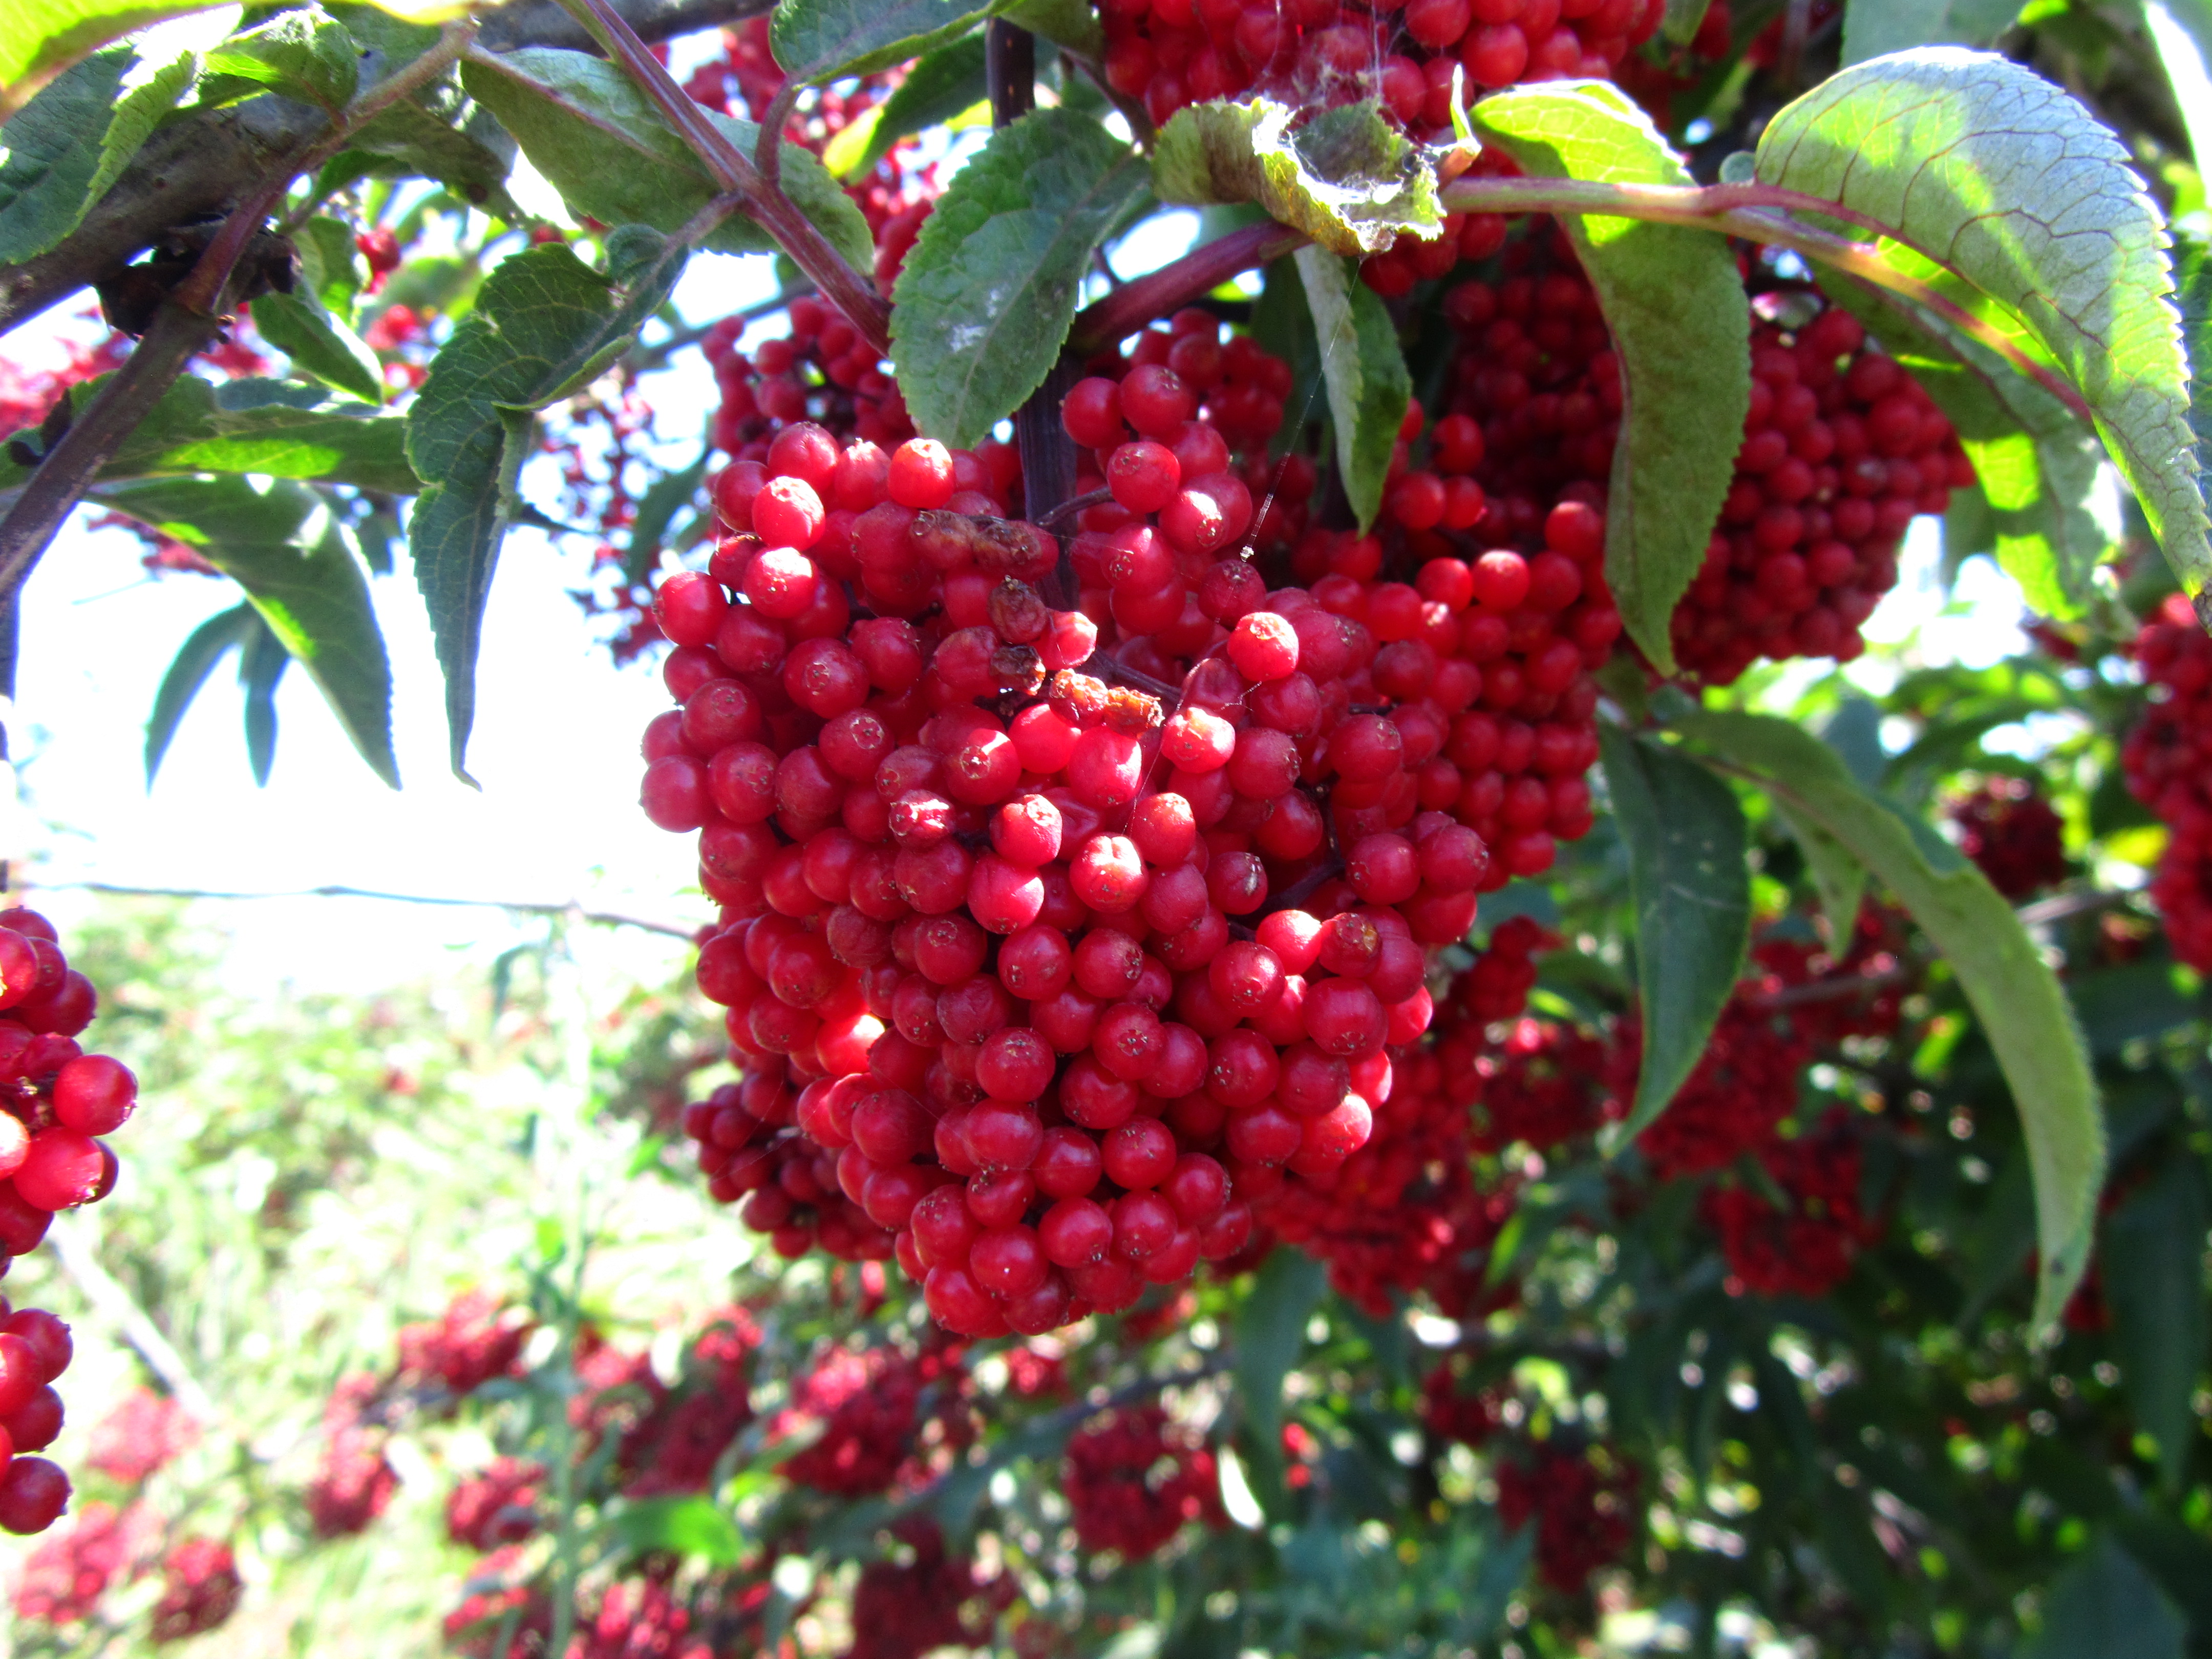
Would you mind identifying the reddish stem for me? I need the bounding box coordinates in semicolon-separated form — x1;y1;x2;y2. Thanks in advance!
1068;220;1308;352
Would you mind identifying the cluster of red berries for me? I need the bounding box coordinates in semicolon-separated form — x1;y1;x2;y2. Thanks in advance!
848;1516;1016;1659
147;1536;244;1642
1467;1012;1616;1152
397;1287;534;1401
446;1456;546;1551
1495;1441;1640;1593
1063;1404;1226;1560
774;1338;970;1496
86;1386;198;1484
306;1373;400;1538
705;294;923;462
1948;776;2069;899
2123;598;2212;964
1704;1108;1878;1298
1099;0;1662;134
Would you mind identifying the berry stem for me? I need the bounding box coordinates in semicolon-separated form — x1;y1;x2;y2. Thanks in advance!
552;0;895;358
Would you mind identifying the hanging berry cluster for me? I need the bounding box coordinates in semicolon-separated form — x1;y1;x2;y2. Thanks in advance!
2123;594;2212;970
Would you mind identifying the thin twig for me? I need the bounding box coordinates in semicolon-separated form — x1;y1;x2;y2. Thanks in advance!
35;880;699;940
1035;486;1112;529
45;1214;223;1426
552;0;893;356
2015;887;2138;927
755;81;803;196
1069;220;1306;353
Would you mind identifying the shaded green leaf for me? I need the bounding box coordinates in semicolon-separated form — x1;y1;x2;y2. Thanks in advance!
1154;98;1440;256
1598;728;1751;1143
251;290;387;405
1293;245;1410;533
2016;1534;2186;1659
294;214;370;318
1472;81;1748;674
1670;704;2104;1332
771;0;989;83
2102;1158;2208;1491
144;601;257;785
342;78;516;203
890;106;1150;447
237;607;289;786
824;32;986;180
463;48;873;272
0;50;127;263
998;0;1104;58
1756;50;2209;616
201;3;357;112
92;476;398;788
406;229;691;782
1821;275;2114;615
1840;0;2023;66
608;1496;743;1566
0;376;418;497
1772;798;1867;946
0;0;220;122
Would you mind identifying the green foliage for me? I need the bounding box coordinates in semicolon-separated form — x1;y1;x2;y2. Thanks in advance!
889;106;1150;447
406;228;690;783
1471;80;1750;673
0;0;216;121
198;2;357;112
0;45;196;264
143;600;260;784
769;0;996;83
1671;703;2105;1331
1756;50;2210;611
93;475;400;788
1839;0;2024;66
2102;1158;2209;1490
823;31;987;179
249;291;388;406
1292;246;1410;531
1599;728;1752;1141
1153;98;1441;256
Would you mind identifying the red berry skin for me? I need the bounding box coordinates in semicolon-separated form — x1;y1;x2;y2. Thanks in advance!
0;1335;41;1417
1226;611;1300;682
1033;1128;1103;1199
0;1312;68;1384
0;1185;50;1254
0;933;35;1009
1106;441;1182;514
2;1386;60;1453
14;1132;102;1212
0;1456;69;1535
1061;378;1125;449
652;571;730;648
1040;1196;1113;1265
53;1056;134;1136
970;1224;1048;1296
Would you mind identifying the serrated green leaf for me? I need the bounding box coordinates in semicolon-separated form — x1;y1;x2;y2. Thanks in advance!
1154;97;1440;256
1598;728;1751;1144
2016;1535;2186;1659
406;229;691;782
1670;705;2103;1335
770;0;989;83
1840;0;2023;66
462;49;873;274
1472;81;1748;674
237;607;289;786
295;214;369;318
145;601;257;785
202;3;357;112
88;47;199;202
91;476;398;788
342;78;516;203
252;290;388;405
0;376;418;497
0;0;221;122
608;1496;743;1565
1293;245;1410;533
1756;50;2210;616
0;50;127;262
825;32;986;180
1821;276;2115;615
2175;233;2212;484
2102;1158;2208;1492
889;105;1150;448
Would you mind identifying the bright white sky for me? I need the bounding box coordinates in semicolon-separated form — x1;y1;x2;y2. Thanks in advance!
0;184;2031;998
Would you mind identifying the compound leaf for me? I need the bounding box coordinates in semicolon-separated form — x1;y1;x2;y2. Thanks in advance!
1473;80;1748;674
890;106;1150;448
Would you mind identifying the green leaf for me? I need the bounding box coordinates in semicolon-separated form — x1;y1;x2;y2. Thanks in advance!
1820;276;2114;616
889;106;1150;448
462;49;873;274
1232;1246;1325;1511
1472;81;1749;675
998;0;1104;58
1153;98;1441;256
0;44;198;265
237;607;289;786
608;1496;743;1566
2139;1;2212;182
144;601;258;785
2016;1535;2186;1659
0;0;222;122
1597;729;1751;1144
1669;705;2104;1333
91;476;399;788
1755;50;2210;618
770;0;989;83
406;229;690;782
1840;0;2023;67
201;3;357;112
2102;1158;2208;1492
1772;799;1867;946
85;47;199;208
342;79;516;204
294;214;369;318
824;32;986;180
0;376;418;497
1293;245;1410;533
251;291;387;405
